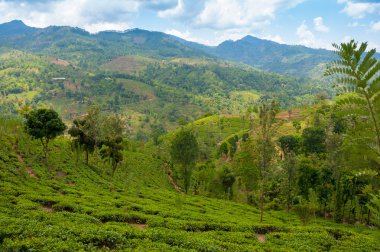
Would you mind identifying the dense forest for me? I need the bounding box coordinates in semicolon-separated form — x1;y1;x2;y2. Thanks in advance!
0;19;379;251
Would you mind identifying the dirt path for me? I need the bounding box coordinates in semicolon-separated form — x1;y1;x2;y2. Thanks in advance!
131;224;148;230
256;234;266;243
13;145;38;178
16;153;24;164
25;166;38;178
42;206;54;213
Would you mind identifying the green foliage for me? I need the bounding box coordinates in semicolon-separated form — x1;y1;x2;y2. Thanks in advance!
368;191;380;225
68;117;96;164
220;166;236;199
24;108;66;159
325;39;380;161
297;157;320;200
100;136;124;175
170;129;199;194
1;115;380;251
279;135;301;155
293;197;315;225
302;127;326;155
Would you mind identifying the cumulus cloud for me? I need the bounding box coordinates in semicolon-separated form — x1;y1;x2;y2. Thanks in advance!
340;1;380;19
0;0;304;34
297;21;315;47
0;0;142;32
313;17;329;32
193;0;304;30
370;21;380;31
368;41;380;51
262;35;285;44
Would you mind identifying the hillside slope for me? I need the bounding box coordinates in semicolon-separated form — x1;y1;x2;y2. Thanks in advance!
1;118;379;251
1;20;378;78
0;21;210;68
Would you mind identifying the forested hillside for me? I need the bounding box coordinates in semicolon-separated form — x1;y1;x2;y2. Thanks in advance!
0;19;380;251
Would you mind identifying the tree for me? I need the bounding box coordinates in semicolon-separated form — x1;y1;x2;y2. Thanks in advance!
24;108;66;160
279;135;300;210
220;166;236;200
68;117;96;164
297;157;320;200
279;135;300;157
170;129;199;194
302;127;326;155
325;40;380;162
232;138;260;203
100;136;124;175
256;100;279;222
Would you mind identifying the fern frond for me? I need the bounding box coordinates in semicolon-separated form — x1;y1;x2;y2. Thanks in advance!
368;75;380;97
336;95;367;107
326;65;356;77
358;49;376;74
363;61;380;83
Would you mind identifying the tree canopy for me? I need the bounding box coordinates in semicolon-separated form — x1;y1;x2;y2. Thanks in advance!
24;108;66;160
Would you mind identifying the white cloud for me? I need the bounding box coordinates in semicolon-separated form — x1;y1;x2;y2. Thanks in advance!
0;0;142;30
296;21;316;47
342;35;352;43
368;41;380;51
0;0;306;36
84;22;131;34
341;1;380;19
313;17;329;32
348;21;359;27
370;21;380;31
158;0;185;19
262;35;285;44
193;0;304;30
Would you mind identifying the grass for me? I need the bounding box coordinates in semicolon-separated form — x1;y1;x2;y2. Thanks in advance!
0;118;379;251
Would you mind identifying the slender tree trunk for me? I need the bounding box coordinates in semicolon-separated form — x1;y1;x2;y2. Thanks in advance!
334;177;343;223
260;133;268;223
184;164;189;194
41;138;49;162
260;182;264;223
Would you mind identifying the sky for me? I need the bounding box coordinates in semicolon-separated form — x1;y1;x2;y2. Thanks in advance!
0;0;379;50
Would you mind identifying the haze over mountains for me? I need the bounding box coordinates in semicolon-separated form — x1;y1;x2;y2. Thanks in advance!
0;19;343;77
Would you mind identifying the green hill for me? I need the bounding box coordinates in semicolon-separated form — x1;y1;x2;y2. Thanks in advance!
0;49;328;140
1;117;379;251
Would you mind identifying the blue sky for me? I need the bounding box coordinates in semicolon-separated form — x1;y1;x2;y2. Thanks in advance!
0;0;379;49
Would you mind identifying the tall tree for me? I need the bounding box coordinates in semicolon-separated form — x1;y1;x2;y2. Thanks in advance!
68;117;96;164
325;40;380;162
170;129;199;194
256;100;279;222
279;135;300;211
24;108;66;160
100;136;124;175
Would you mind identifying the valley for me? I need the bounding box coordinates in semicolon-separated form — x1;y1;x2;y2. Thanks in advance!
0;19;379;251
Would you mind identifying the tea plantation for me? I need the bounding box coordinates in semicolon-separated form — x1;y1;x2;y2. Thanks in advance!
0;118;379;251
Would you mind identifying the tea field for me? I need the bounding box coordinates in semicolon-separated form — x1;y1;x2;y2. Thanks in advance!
0;118;379;251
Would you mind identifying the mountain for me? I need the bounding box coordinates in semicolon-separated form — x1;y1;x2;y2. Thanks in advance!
0;22;211;68
172;35;334;77
0;20;37;37
0;20;379;78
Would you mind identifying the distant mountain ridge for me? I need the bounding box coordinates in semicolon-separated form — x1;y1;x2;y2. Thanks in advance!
0;20;378;77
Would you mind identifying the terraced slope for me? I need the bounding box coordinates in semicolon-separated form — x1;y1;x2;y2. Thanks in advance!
0;118;379;251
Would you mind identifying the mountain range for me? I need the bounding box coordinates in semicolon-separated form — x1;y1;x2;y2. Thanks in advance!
0;20;350;77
